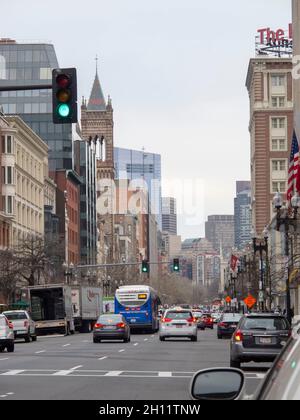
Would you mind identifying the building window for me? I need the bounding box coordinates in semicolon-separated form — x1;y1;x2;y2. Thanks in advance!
271;75;285;87
271;118;285;129
271;138;286;151
7;166;13;184
272;160;286;172
272;96;285;108
7;196;13;214
272;181;286;193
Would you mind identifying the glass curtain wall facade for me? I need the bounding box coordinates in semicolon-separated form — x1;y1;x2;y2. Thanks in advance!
0;40;72;170
114;147;162;229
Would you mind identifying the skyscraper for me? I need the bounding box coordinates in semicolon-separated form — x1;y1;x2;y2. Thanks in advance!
114;147;162;229
234;181;252;250
162;197;177;235
205;215;234;258
0;38;73;170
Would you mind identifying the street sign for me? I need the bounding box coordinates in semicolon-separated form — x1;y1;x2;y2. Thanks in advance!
259;291;264;302
225;296;232;304
244;295;257;309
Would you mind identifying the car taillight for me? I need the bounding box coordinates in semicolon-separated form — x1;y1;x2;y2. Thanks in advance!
94;323;103;329
162;318;172;323
218;322;226;327
187;317;195;323
116;323;125;329
234;330;243;342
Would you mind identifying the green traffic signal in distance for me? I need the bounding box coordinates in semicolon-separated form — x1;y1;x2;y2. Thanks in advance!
52;68;78;124
173;258;180;272
142;260;149;273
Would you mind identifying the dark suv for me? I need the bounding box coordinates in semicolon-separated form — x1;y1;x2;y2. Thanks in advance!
230;313;291;369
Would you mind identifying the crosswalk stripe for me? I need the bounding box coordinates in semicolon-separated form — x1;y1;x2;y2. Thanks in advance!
105;371;123;376
2;370;25;376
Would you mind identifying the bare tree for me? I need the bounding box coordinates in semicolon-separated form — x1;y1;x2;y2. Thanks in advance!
0;249;20;304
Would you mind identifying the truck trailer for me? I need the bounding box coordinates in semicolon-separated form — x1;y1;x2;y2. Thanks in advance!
71;287;102;333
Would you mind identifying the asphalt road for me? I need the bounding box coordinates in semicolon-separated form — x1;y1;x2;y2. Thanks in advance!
0;328;270;400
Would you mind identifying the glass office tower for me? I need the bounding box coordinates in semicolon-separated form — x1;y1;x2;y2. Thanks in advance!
114;147;162;229
0;39;72;170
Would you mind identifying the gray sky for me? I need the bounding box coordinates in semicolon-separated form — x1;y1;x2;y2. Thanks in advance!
0;0;292;238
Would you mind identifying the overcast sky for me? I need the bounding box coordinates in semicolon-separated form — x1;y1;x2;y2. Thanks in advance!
0;0;292;238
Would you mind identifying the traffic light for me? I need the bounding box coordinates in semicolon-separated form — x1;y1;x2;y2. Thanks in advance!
173;258;180;272
142;260;149;273
52;68;78;124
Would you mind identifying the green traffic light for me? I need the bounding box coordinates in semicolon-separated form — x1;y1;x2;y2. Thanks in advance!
57;103;70;118
174;266;179;271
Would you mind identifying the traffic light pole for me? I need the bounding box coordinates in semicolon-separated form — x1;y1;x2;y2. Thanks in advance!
0;84;52;92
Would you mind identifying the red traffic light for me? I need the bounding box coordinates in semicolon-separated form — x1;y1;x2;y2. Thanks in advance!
56;74;70;89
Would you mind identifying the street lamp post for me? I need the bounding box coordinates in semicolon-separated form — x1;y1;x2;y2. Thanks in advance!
273;192;300;325
230;272;237;313
252;228;269;312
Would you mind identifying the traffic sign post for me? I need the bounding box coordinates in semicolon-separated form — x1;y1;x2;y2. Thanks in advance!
244;294;257;310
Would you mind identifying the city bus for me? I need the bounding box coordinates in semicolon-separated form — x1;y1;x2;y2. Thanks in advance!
115;285;160;333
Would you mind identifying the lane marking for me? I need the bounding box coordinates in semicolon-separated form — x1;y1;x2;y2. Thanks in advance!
62;344;71;347
6;393;14;395
133;343;139;346
52;370;73;376
98;356;108;361
119;349;125;353
35;351;46;354
71;365;82;371
0;358;9;361
2;370;25;376
37;335;64;339
105;371;123;377
158;372;172;377
144;339;148;342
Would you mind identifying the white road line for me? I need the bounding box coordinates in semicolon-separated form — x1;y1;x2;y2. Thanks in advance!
35;350;46;354
71;366;82;371
144;339;148;341
0;358;9;361
37;335;64;339
6;393;14;395
133;343;139;346
62;344;71;347
105;371;123;377
2;370;25;376
98;356;108;361
52;370;73;376
119;349;125;353
0;395;8;398
158;372;172;377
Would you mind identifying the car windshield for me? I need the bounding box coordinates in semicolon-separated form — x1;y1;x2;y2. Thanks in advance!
3;312;27;320
222;314;243;322
193;312;202;318
98;315;122;324
166;311;191;320
242;317;289;331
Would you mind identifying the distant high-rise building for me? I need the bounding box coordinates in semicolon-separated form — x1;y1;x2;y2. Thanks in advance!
114;147;162;229
0;39;73;171
162;197;177;235
205;215;234;257
234;181;252;250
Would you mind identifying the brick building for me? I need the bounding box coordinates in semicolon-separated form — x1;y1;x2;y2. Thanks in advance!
246;57;293;234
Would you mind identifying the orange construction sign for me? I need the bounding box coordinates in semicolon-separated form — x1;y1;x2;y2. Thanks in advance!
244;295;257;309
225;296;232;304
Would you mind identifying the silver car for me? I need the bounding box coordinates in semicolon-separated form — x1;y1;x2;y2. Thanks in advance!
159;308;198;341
0;314;14;353
3;310;37;343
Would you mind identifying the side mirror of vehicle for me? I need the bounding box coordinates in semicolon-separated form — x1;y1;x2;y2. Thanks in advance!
190;368;245;401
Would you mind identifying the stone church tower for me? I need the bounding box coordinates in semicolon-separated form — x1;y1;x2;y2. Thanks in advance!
81;65;115;264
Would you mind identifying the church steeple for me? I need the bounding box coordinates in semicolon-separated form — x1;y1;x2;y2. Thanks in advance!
87;56;106;111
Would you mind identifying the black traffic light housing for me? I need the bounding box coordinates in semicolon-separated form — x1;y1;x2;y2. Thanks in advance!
173;258;180;272
142;260;149;274
52;68;78;124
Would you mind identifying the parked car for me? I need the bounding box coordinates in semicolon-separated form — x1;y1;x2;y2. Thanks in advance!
0;314;14;352
3;310;37;343
201;313;214;330
190;327;300;400
230;313;291;369
93;314;130;343
217;313;243;339
159;308;197;341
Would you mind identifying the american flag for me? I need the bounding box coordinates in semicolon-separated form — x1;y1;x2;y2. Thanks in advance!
287;131;300;202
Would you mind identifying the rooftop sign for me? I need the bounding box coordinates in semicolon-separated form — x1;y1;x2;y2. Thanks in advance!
256;24;293;57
